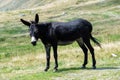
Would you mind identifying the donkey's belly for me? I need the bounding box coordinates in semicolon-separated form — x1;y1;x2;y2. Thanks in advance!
58;41;74;45
57;37;83;46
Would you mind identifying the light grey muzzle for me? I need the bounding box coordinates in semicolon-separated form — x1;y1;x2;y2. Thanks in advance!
31;36;37;46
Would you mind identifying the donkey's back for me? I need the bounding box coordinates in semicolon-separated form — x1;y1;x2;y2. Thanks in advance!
51;18;93;41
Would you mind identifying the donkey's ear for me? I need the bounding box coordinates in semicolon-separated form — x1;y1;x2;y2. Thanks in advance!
20;19;30;26
35;14;39;23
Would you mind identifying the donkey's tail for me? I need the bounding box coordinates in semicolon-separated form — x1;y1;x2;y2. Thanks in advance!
90;34;101;48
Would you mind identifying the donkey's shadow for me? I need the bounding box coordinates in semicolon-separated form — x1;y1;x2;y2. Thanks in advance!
58;67;80;72
58;66;120;72
95;66;120;70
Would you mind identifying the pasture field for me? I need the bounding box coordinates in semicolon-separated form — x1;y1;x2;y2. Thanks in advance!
0;0;120;80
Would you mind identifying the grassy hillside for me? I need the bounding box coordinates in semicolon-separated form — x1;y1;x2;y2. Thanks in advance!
0;0;56;11
0;0;120;80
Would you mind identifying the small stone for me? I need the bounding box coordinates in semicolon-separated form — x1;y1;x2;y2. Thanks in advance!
111;53;117;57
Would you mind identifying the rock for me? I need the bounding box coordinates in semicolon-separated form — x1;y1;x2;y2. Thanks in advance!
111;53;117;57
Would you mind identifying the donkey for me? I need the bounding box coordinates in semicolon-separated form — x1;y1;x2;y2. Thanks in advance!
20;14;101;72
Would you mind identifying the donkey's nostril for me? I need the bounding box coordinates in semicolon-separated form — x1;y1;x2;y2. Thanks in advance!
31;41;36;46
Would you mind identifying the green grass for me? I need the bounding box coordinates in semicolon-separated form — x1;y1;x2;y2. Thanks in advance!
0;0;120;80
11;72;62;80
0;0;57;11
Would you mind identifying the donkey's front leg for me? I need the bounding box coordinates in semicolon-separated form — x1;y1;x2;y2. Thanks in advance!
53;44;58;72
44;45;51;72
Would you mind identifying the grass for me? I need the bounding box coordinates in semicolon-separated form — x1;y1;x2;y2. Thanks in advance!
0;0;120;80
11;72;62;80
0;0;57;11
0;42;120;80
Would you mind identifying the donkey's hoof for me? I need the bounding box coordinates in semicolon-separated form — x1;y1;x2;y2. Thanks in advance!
93;66;96;69
44;69;48;72
44;68;49;72
81;66;86;69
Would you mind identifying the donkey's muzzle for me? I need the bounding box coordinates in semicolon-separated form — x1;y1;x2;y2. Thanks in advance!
31;41;36;46
31;36;37;46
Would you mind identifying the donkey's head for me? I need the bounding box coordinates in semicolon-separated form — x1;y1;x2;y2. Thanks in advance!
20;14;39;46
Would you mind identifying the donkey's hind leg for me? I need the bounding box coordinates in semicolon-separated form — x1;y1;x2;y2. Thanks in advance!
76;38;88;68
84;37;96;69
